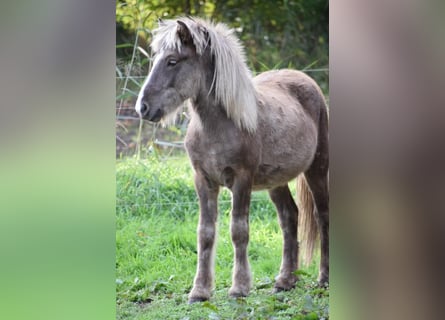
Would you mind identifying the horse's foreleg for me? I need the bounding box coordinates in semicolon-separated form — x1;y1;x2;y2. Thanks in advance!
188;172;219;303
269;185;299;291
228;173;252;298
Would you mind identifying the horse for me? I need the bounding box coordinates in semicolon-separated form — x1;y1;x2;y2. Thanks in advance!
135;17;329;303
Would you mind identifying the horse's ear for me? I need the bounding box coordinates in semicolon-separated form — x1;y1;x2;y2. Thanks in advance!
177;20;192;45
158;18;165;26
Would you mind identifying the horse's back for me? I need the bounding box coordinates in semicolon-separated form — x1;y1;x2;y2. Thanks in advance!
253;69;325;123
251;69;325;189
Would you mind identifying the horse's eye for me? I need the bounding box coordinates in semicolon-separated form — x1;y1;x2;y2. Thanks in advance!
167;59;177;66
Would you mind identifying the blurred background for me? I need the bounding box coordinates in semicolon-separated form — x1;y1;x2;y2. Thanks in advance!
1;0;444;319
115;0;328;158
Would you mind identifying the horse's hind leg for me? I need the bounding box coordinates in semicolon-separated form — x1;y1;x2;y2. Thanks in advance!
269;185;299;291
304;115;329;286
304;167;329;285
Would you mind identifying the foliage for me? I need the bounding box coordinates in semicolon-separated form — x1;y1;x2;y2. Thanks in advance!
116;156;329;319
116;0;328;89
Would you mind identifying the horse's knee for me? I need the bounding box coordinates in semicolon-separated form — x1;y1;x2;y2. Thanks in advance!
230;219;249;246
198;225;216;249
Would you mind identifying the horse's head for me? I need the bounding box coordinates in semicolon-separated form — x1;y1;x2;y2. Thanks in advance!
135;19;210;122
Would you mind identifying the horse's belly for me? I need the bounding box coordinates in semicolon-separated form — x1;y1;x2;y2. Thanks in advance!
253;129;317;190
252;161;308;190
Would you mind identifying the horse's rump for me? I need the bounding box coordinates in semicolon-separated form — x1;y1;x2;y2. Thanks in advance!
251;69;323;190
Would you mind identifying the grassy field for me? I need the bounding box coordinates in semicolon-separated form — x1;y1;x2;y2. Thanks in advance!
116;156;329;319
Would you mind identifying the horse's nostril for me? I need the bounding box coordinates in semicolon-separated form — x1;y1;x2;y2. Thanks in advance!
140;101;149;115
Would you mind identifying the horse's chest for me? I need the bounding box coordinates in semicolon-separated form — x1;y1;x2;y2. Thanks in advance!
186;150;232;188
185;133;259;188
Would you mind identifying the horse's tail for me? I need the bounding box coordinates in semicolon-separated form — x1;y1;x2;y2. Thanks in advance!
297;174;318;266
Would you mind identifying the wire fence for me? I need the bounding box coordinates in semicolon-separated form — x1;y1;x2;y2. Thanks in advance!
115;60;329;158
117;197;274;208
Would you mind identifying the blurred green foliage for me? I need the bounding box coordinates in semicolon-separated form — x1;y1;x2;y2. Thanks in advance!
116;0;328;90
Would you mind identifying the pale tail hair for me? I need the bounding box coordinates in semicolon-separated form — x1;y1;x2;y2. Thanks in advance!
297;174;319;266
151;17;258;133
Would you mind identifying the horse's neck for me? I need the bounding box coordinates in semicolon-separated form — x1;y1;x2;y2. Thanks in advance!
189;94;236;133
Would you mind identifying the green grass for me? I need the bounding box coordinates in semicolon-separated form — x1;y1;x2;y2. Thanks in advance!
116;155;328;319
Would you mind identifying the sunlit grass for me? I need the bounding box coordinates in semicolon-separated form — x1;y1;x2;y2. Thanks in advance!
116;155;328;319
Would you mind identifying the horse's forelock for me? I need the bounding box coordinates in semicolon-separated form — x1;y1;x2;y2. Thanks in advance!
151;18;209;55
150;20;181;54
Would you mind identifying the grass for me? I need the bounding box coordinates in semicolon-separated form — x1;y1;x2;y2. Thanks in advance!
116;155;329;319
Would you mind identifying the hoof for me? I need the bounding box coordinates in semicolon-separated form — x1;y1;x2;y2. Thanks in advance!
272;286;294;293
228;286;249;299
188;296;209;304
274;275;297;292
188;287;211;304
318;273;329;288
318;279;329;288
272;283;295;293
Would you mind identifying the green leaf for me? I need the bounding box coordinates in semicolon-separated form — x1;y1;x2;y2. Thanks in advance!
117;43;136;49
202;301;218;311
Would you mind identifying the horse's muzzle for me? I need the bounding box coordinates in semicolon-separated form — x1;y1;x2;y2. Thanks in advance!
140;102;163;122
146;107;163;122
148;109;164;122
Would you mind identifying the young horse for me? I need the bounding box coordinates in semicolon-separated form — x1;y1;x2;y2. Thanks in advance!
135;17;329;303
